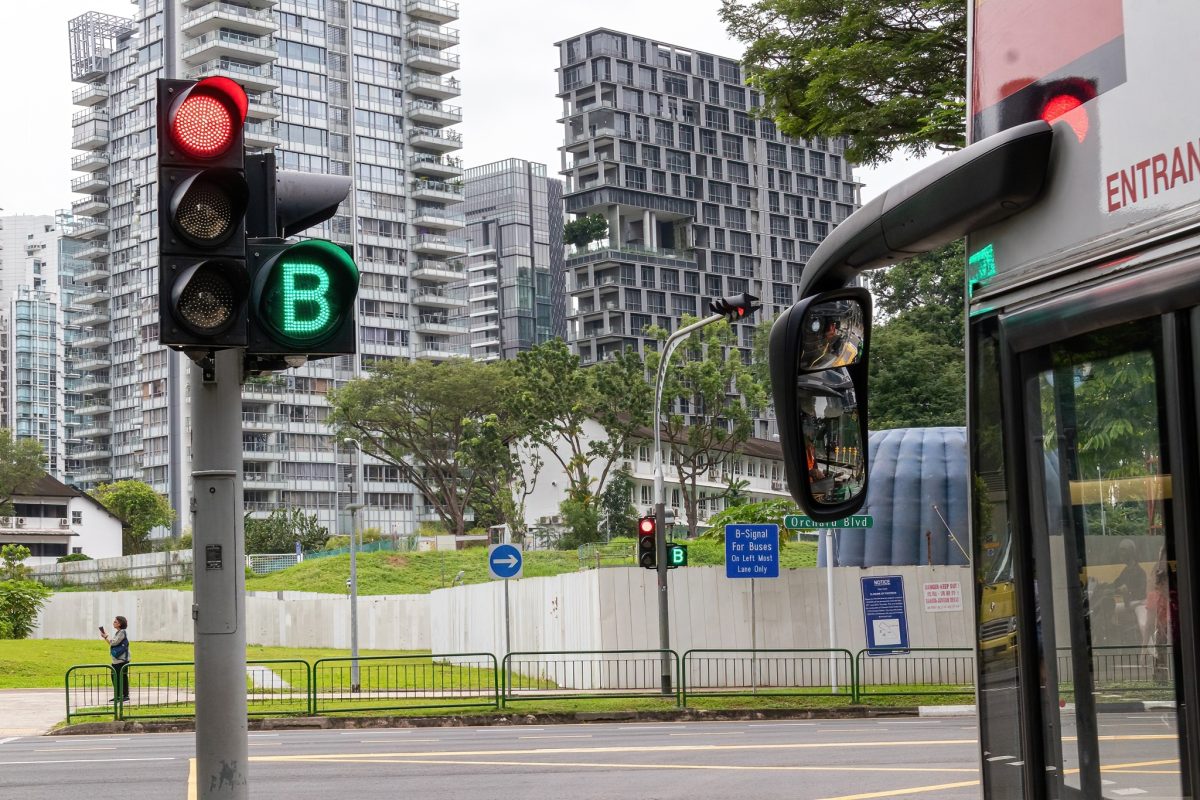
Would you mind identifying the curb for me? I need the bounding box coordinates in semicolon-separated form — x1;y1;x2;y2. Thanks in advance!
918;704;976;717
52;705;921;736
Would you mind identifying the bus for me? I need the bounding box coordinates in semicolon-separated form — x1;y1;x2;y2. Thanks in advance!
768;1;1200;797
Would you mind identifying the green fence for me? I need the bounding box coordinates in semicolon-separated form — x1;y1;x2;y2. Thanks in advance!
853;647;976;701
65;663;118;724
681;648;856;706
311;653;499;714
501;649;681;707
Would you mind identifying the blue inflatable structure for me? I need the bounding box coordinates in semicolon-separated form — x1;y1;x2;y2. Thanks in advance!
817;427;969;567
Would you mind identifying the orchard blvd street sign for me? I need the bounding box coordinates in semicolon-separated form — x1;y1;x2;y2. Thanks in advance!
785;515;874;530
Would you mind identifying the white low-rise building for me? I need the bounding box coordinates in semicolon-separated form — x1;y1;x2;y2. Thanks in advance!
0;474;124;566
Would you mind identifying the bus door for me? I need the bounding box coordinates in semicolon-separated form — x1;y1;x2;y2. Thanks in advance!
1009;305;1198;799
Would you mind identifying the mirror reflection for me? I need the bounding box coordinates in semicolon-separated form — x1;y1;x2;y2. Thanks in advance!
798;369;865;506
799;299;865;371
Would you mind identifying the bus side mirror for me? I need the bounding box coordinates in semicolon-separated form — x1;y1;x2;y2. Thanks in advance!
769;287;872;522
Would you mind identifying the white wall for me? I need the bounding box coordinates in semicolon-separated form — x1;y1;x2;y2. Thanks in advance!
34;589;430;651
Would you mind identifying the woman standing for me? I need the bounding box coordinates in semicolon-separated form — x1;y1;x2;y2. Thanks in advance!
101;615;131;702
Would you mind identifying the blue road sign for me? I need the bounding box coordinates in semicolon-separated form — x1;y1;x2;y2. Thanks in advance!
725;523;779;579
488;543;523;580
861;575;910;652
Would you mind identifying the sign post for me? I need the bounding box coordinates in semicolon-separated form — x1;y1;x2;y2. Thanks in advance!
725;524;779;692
825;528;837;692
488;543;523;657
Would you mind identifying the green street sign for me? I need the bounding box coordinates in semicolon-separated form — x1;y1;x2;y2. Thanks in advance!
784;515;874;530
666;542;688;568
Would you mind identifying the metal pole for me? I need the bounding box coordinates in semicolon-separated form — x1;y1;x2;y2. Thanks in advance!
751;577;757;694
343;439;363;693
826;528;838;694
504;578;511;658
191;349;248;799
652;312;724;696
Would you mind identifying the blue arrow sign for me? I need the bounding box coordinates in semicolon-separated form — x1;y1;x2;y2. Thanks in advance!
488;543;523;580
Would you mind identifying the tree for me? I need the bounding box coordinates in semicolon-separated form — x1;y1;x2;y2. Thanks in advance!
511;340;652;534
701;498;802;539
646;318;770;537
89;480;175;555
599;464;638;541
867;241;967;429
0;578;50;639
460;412;542;541
330;358;516;537
0;429;45;518
2;543;33;581
721;0;966;165
244;507;328;553
562;213;609;249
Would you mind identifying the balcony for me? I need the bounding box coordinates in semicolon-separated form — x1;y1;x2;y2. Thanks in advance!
75;467;113;484
186;59;279;92
71;195;110;218
243;472;288;490
404;74;461;100
73;334;111;349
410;153;463;180
76;379;112;394
182;30;275;65
408;126;462;154
72;151;109;173
71;173;110;195
242;443;287;461
414;344;468;361
410;179;462;203
182;0;278;8
72;83;110;107
411;234;467;257
181;1;276;37
72;124;110;151
406;20;459;49
246;93;280;120
411;287;467;309
75;264;111;282
75;425;113;439
74;289;111;307
244;122;280;149
406;0;458;24
242;411;287;430
414;316;464;336
411;260;464;283
406;100;462;127
76;402;113;417
413;208;464;231
405;46;460;75
73;356;109;373
74;311;111;328
71;221;110;240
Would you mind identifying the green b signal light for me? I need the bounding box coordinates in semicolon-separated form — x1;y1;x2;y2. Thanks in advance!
252;239;359;350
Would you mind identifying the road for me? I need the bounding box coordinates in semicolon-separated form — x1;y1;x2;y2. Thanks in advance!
0;717;986;799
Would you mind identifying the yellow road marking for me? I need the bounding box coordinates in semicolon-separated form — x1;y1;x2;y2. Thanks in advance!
187;757;196;800
817;779;981;799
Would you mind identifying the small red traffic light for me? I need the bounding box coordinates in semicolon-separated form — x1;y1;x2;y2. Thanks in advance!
639;517;656;535
1040;94;1082;124
169;77;248;159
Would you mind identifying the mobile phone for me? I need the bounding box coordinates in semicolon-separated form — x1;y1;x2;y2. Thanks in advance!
99;626;105;634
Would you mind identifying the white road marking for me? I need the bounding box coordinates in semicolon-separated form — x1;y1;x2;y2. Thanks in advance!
33;747;118;753
0;757;175;766
1110;789;1148;796
0;738;21;746
519;735;594;740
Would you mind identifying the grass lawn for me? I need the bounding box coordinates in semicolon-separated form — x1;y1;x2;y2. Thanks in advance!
54;537;819;596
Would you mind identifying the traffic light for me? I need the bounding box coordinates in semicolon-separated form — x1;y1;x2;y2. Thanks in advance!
709;292;761;322
637;515;656;569
157;77;250;349
1036;77;1097;143
666;542;688;568
244;153;359;363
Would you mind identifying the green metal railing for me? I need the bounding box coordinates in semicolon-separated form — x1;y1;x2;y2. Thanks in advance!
501;649;681;707
854;647;976;702
680;648;856;706
65;663;118;724
311;653;499;714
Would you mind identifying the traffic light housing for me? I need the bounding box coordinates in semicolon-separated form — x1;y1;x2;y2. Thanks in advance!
157;77;250;350
709;292;761;322
637;515;656;569
666;542;688;568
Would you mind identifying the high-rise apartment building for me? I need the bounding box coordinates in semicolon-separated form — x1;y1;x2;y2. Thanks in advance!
65;0;464;536
555;29;861;435
462;159;565;361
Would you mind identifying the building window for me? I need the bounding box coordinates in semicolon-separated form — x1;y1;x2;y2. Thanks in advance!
72;510;82;525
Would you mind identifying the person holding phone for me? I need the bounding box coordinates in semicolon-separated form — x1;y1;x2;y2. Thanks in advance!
100;616;130;702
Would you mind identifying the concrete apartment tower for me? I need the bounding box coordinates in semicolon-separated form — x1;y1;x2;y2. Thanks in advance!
64;0;464;537
461;159;565;361
555;29;862;437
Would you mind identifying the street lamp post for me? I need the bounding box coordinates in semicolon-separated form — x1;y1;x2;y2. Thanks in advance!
343;438;364;692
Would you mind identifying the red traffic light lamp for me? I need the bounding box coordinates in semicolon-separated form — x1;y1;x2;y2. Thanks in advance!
638;515;657;569
709;292;761;322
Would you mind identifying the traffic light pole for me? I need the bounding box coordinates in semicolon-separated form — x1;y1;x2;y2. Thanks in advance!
651;312;725;695
191;348;249;799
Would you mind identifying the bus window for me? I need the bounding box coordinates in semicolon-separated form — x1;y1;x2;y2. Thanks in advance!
1026;318;1183;800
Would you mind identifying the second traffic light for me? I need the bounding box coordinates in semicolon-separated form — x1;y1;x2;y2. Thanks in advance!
709;292;761;322
638;516;656;569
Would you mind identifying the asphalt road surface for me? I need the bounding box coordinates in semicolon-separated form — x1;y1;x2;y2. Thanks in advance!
1;716;988;800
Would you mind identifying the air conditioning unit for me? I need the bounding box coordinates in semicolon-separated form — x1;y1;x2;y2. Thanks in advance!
59;518;70;528
771;481;784;491
0;517;9;527
15;517;25;527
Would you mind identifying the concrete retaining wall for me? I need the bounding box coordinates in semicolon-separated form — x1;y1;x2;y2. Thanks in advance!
31;551;194;587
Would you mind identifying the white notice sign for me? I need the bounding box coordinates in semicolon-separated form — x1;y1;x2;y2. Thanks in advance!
922;581;963;613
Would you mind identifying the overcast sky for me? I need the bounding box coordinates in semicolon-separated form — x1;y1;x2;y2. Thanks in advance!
0;0;930;216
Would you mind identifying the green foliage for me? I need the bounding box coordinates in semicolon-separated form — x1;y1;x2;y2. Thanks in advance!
702;499;803;538
0;429;45;518
244;507;328;554
721;0;966;166
89;480;175;555
2;544;33;581
645;318;769;536
722;478;751;507
599;465;638;541
0;579;51;639
868;242;966;429
324;528;384;550
460;411;540;540
562;213;609;248
558;497;602;550
56;553;92;564
330;358;516;536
